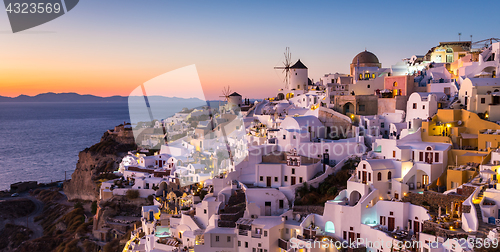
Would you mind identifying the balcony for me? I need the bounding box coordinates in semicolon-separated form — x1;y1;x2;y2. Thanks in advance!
251;233;262;238
238;229;248;236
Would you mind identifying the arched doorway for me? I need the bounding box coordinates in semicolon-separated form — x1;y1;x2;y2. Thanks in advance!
325;221;335;233
349;191;362;206
277;93;285;101
343;102;354;114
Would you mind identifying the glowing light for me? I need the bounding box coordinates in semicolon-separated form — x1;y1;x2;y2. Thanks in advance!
446;124;451;128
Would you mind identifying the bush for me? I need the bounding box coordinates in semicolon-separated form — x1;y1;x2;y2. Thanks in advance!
91;201;97;215
147;195;154;204
327;186;338;196
199;190;208;200
126;190;140;200
74;202;83;209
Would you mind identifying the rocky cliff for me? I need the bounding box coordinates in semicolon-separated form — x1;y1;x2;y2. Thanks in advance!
64;125;136;201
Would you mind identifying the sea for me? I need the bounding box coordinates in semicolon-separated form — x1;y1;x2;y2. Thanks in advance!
0;101;224;191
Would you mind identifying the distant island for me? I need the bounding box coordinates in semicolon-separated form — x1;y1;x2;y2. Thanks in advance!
0;92;210;103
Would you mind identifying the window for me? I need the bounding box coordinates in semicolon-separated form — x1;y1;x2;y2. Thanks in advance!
238;241;241;247
286;228;289;234
283;135;286;139
216;236;219;242
292;168;295;174
365;73;370;79
323;221;335;234
393;82;398;87
293;135;296;139
279;200;284;209
435;153;439;162
299;177;303;183
359;74;363;80
368;173;371;181
227;236;231;242
387;171;392;180
372;73;376;79
390;211;393;216
274;177;278;182
419;152;423;161
481;98;486;104
412;151;415;160
343;231;347;240
422;105;425;109
260;176;263;181
245;242;248;248
413;103;417;109
367;85;370;88
264;230;268;237
381;122;385;128
377;172;382;181
284;176;288;182
393;151;396;158
363;164;366;169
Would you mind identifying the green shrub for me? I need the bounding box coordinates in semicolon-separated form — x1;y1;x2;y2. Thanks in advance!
73;202;83;209
327;186;338;196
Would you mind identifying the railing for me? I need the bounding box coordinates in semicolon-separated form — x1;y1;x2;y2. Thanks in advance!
238;229;248;236
251;233;262;238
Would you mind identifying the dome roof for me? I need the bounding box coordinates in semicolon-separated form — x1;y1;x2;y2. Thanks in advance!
352;50;379;65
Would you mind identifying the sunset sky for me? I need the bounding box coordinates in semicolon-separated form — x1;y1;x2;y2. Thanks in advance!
0;0;497;100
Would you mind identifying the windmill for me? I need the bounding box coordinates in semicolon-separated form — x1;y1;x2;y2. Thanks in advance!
274;47;292;89
220;85;232;102
219;85;232;113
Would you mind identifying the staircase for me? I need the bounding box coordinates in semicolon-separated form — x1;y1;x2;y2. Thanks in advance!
473;188;497;237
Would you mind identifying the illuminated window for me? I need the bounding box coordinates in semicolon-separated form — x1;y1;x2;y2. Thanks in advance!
325;221;335;233
359;74;363;80
372;73;376;79
364;73;370;79
393;82;398;87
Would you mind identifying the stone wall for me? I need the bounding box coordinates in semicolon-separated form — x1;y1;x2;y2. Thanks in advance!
422;220;468;239
402;191;469;214
293;205;324;215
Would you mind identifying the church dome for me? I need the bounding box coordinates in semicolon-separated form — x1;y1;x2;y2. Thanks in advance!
352;50;379;65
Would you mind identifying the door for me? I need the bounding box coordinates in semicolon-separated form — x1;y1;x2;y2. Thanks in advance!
422;175;429;186
362;171;367;184
388;217;395;232
414;221;420;233
266;176;271;187
265;202;271;216
159;160;163;168
348;232;355;243
291;176;296;185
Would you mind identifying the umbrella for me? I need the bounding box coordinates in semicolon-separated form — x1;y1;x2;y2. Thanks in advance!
480;169;496;175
